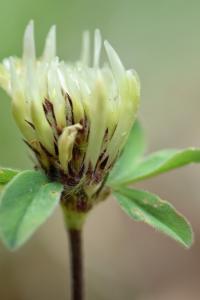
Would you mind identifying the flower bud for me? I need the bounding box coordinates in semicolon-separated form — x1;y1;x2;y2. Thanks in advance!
0;21;140;212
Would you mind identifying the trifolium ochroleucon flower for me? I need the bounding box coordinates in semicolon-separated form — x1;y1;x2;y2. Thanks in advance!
0;21;140;225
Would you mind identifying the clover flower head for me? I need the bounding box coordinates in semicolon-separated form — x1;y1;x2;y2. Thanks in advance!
0;21;140;206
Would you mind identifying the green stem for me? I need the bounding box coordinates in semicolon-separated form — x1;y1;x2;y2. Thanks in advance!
68;228;84;300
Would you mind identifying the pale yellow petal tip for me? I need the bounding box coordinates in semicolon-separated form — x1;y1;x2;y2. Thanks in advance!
104;40;125;81
0;63;10;93
25;20;34;35
81;30;90;65
93;29;102;68
23;20;36;63
126;69;141;96
43;25;56;61
58;124;82;170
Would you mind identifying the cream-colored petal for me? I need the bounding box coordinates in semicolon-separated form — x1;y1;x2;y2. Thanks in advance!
23;20;36;65
0;63;11;94
104;40;125;83
31;100;55;155
47;61;66;129
80;31;90;66
43;25;56;62
106;72;140;166
84;73;108;169
58;124;82;170
93;29;102;68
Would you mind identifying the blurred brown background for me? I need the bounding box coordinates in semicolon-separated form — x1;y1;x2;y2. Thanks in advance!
0;0;200;299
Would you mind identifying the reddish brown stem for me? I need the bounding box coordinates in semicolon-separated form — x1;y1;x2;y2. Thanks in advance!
68;229;84;300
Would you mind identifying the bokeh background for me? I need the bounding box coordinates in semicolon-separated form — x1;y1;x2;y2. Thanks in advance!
0;0;200;299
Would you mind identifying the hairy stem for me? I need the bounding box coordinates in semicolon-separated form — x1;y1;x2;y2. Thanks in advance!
68;229;84;300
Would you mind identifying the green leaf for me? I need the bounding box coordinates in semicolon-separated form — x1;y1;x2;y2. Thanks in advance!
0;167;19;185
114;187;193;248
109;148;200;186
108;121;145;184
0;170;63;250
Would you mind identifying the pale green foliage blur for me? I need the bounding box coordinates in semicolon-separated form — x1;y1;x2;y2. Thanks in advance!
1;1;200;300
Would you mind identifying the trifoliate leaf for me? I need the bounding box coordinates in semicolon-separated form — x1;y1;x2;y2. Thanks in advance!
0;170;63;250
109;148;200;186
114;187;193;248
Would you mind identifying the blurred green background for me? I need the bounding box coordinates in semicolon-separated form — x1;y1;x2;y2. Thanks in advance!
1;0;200;299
